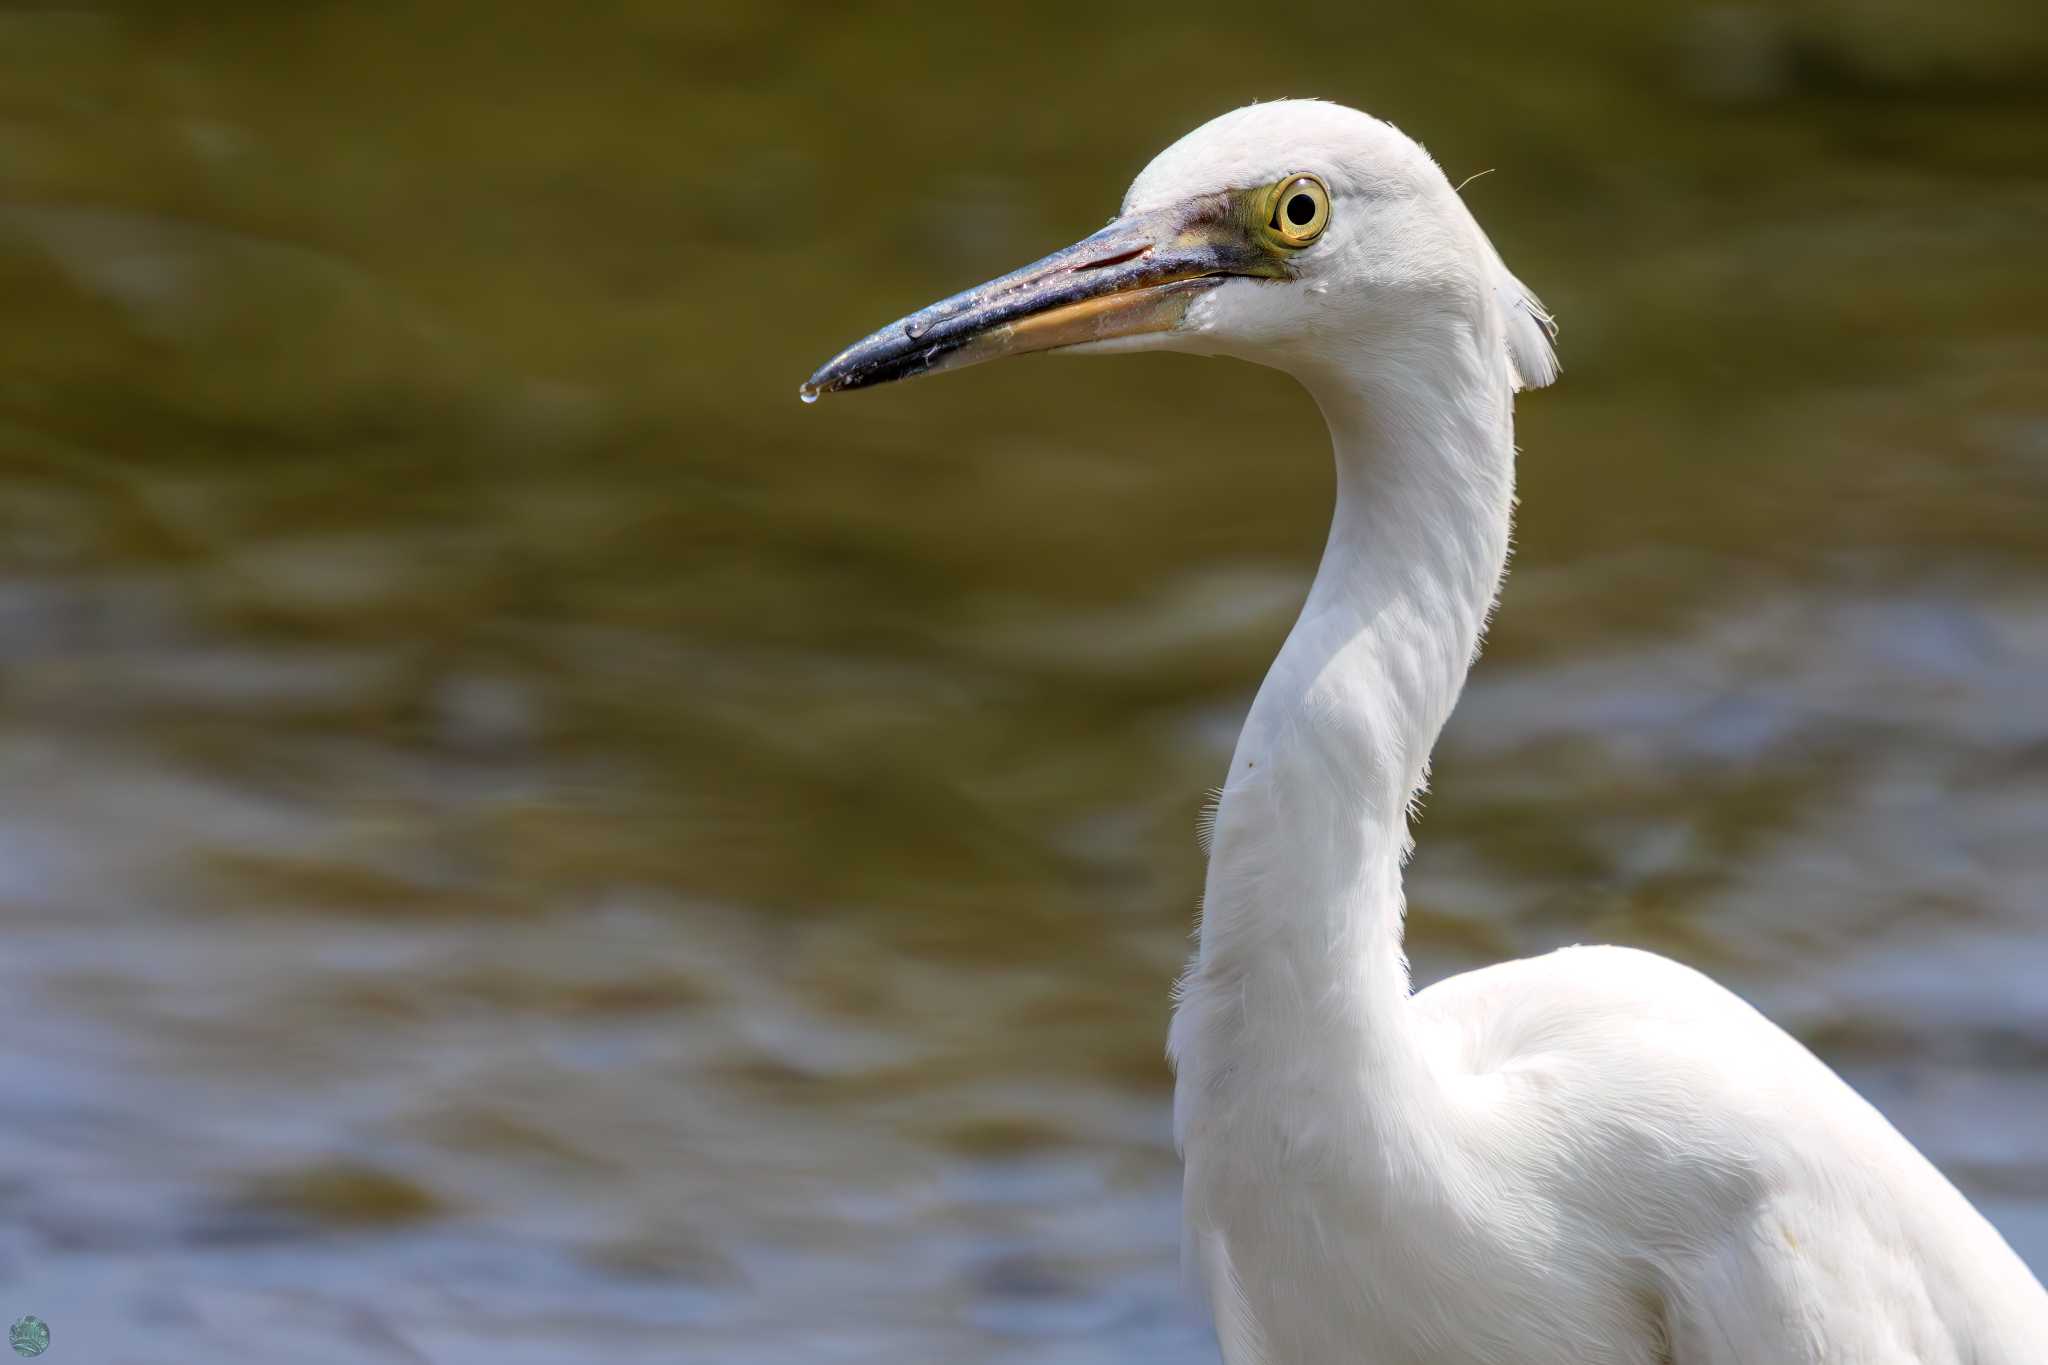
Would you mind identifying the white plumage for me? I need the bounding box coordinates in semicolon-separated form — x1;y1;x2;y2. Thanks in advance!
1150;101;2047;1364
806;98;2048;1363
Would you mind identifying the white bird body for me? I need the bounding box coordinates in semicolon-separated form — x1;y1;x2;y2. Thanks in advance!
1182;937;2048;1363
805;98;2048;1364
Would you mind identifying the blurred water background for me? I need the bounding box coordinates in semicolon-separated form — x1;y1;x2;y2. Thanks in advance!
1;2;2045;1360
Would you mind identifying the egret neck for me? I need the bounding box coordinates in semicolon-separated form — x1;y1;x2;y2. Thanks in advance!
1171;319;1516;1170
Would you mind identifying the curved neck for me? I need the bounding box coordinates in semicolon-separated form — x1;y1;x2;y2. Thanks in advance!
1177;327;1516;1134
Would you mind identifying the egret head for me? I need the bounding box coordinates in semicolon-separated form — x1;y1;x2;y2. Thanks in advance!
801;100;1556;402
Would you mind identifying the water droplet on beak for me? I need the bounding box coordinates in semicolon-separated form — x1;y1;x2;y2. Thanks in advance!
904;317;930;341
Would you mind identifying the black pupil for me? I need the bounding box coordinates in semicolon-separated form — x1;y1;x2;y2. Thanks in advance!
1286;193;1316;227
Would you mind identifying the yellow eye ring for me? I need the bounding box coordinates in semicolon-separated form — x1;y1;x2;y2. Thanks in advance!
1266;174;1330;247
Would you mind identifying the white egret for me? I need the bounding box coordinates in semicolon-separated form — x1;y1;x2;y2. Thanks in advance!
804;100;2048;1363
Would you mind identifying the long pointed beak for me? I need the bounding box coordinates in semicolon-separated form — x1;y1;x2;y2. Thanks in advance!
801;196;1280;400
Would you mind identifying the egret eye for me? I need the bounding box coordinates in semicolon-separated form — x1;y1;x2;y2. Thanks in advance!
1267;175;1330;247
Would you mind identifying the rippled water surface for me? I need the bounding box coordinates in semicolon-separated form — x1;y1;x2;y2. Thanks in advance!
1;3;2045;1360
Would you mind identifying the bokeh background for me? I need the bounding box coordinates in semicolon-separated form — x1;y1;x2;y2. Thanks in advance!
1;2;2045;1360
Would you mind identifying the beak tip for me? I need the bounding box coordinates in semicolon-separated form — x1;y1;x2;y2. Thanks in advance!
798;363;842;403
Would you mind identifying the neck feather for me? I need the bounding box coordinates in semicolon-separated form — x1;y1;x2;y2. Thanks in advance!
1171;324;1516;1140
